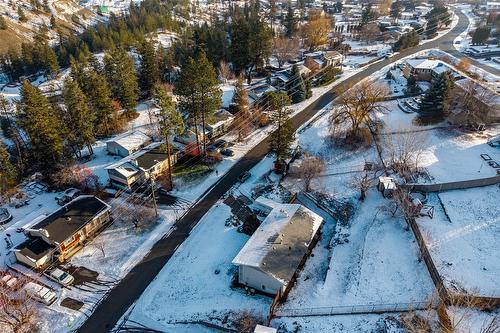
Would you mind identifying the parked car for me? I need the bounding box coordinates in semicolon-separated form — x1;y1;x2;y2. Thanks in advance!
47;268;74;286
55;188;81;206
206;145;219;153
212;139;228;149
237;171;251;182
23;282;57;305
1;274;20;290
0;208;13;225
221;148;234;157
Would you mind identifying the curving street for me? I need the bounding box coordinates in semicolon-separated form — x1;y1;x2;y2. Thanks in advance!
77;10;486;333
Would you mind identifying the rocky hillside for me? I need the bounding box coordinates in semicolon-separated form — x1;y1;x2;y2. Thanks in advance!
0;0;100;54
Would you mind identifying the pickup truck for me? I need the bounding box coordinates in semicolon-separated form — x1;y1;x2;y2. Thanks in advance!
23;282;57;305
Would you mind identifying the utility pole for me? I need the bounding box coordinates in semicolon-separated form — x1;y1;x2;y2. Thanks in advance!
150;176;158;217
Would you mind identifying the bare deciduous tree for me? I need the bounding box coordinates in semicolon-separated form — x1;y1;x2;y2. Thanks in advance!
218;60;233;83
272;37;300;68
359;22;381;44
298;154;325;192
330;81;389;139
114;201;157;231
302;10;332;51
384;131;427;181
0;283;38;333
452;80;497;127
351;172;371;201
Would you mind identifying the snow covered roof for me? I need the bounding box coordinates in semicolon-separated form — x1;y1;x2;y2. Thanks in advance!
232;202;323;285
107;131;151;153
405;58;442;70
254;325;277;333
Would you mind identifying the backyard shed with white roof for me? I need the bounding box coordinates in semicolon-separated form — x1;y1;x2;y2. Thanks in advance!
232;200;323;296
106;131;151;157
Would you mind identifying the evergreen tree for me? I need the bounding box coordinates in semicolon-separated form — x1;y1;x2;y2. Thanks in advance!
287;64;306;104
232;79;252;141
0;16;7;30
390;1;403;19
393;30;419;51
85;70;117;136
268;92;294;161
154;84;184;188
138;39;160;97
425;16;439;38
405;75;421;95
195;50;222;153
18;7;27;22
284;2;297;37
361;3;377;26
471;26;491;45
43;0;50;12
418;72;454;122
18;81;64;169
175;51;221;154
62;77;96;157
50;15;56;29
104;48;139;114
0;143;17;197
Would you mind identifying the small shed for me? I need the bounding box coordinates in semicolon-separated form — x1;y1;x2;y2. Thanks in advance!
106;131;152;157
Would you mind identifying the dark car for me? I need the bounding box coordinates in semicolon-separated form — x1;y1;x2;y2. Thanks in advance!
221;148;234;157
212;139;228;149
0;208;13;225
206;145;219;153
237;171;251;182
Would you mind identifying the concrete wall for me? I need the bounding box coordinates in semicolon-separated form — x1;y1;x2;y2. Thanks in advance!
238;265;283;295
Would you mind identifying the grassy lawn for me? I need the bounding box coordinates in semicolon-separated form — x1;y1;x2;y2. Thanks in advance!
173;164;212;177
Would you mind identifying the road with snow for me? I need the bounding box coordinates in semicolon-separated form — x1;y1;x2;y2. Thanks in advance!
78;10;476;333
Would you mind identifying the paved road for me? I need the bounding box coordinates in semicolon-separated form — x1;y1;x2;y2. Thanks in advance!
442;10;500;77
78;12;470;333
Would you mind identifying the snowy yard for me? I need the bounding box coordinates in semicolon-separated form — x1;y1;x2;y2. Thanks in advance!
416;186;500;297
277;102;435;313
375;104;500;183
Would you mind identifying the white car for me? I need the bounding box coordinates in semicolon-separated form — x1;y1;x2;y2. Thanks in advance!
23;282;57;305
55;188;81;206
48;268;74;286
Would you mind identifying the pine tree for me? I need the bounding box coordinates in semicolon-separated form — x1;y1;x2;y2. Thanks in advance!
85;70;117;136
139;39;160;97
195;50;222;153
18;7;27;22
0;16;7;30
268;92;294;161
104;48;139;114
62;77;96;157
284;2;297;37
287;64;306;104
154;84;184;189
418;72;454;122
405;75;421;95
18;81;64;169
50;15;56;29
0;143;17;197
232;79;252;141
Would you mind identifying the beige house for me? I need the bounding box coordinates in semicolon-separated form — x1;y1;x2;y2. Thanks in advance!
15;196;111;268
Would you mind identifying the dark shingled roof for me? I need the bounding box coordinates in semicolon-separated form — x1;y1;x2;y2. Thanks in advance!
15;237;55;261
135;148;170;170
31;196;109;244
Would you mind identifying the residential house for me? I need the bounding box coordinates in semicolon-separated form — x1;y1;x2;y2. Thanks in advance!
206;110;234;139
14;196;111;268
304;51;342;73
232;199;323;297
106;131;152;157
402;59;461;81
448;78;500;127
107;142;179;190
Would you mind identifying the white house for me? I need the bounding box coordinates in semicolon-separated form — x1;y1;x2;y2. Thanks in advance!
232;199;323;296
106;131;152;157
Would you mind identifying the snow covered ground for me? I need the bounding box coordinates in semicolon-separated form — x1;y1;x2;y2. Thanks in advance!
416;187;500;297
276;100;435;312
